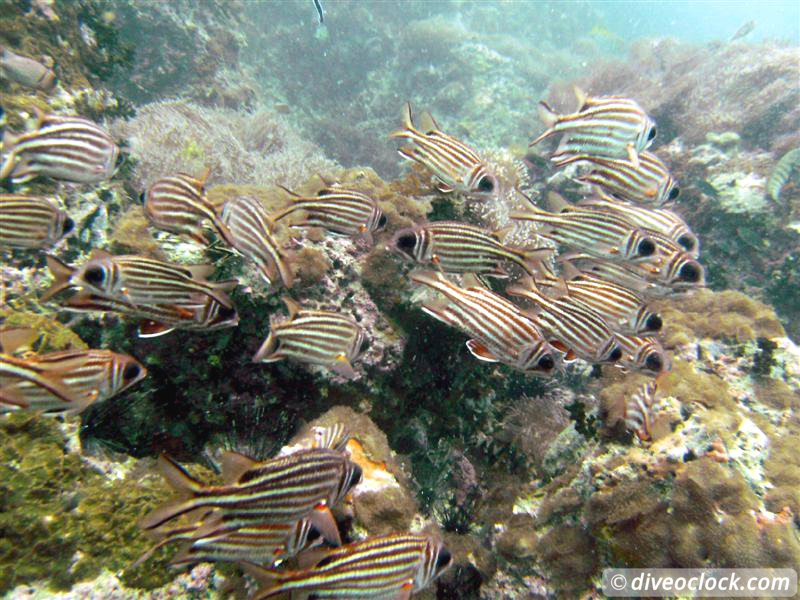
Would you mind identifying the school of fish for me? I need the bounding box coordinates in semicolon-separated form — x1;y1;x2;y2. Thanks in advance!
1;42;761;596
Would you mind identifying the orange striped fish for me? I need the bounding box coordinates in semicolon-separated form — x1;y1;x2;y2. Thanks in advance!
623;380;657;441
410;271;558;376
390;102;499;197
614;333;670;376
0;194;73;249
244;533;452;600
143;169;235;247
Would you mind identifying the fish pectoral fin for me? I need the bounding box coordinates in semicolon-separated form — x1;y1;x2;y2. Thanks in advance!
395;583;413;600
309;504;342;546
466;339;500;362
627;144;641;168
550;340;577;362
329;356;357;380
239;561;282;586
296;545;332;569
434;180;454;194
219;450;257;484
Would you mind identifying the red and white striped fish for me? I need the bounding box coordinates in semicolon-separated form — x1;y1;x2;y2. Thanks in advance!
143;169;235;247
614;333;670;376
0;194;73;249
410;271;558;376
554;151;679;206
390;102;499;198
221;195;294;288
0;110;118;184
244;532;452;600
506;277;623;364
623;380;657;441
531;87;656;166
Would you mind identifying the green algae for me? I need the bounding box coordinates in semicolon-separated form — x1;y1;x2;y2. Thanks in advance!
0;413;173;593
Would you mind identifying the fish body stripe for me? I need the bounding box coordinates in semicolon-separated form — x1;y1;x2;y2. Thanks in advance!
270;312;364;365
145;174;225;242
275;190;383;236
615;333;667;374
768;148;800;201
567;152;676;204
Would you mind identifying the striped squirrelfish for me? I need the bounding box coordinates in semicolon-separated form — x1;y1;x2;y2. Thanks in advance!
390;221;553;278
532;87;656;167
510;192;657;263
41;251;237;310
220;195;294;288
554;151;679;206
253;297;367;380
143;169;236;247
390;102;500;198
140;449;361;548
576;194;699;257
243;532;452;600
0;348;146;414
614;333;670;376
535;260;663;335
506;276;623;364
272;183;386;245
0;46;57;92
623;380;658;441
0;110;119;184
0;194;74;249
767;148;800;202
409;270;558;376
61;290;239;338
634;229;706;288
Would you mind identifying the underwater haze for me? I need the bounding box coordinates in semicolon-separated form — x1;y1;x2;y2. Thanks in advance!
1;0;799;598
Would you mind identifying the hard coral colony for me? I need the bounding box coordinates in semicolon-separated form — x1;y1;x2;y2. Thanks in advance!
1;2;799;599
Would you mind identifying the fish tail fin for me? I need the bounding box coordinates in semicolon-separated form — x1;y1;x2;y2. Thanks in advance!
401;101;414;131
276;252;294;289
0;328;40;355
519;247;557;277
40;254;75;301
239;562;287;597
211;215;237;249
545;192;571;213
272;187;304;222
253;332;280;363
206;284;235;310
530;102;558;146
157;455;204;494
573;85;588;109
409;269;448;290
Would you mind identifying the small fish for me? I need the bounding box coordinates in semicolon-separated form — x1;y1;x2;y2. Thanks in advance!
61;291;239;338
767;148;800;202
510;192;657;263
0;348;146;414
389;221;553;278
576;194;699;257
729;20;755;42
530;87;656;166
0;46;57;92
140;449;361;548
0;110;119;184
143;169;235;247
243;533;452;600
409;271;557;376
253;297;366;380
636;230;706;287
390;102;499;197
537;260;663;335
41;251;236;310
507;277;623;364
221;195;294;288
0;194;73;249
624;381;657;441
554;151;679;206
0;352;82;408
273;184;386;245
614;333;669;375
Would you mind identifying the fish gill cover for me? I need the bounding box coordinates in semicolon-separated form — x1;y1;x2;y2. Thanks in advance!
0;0;799;597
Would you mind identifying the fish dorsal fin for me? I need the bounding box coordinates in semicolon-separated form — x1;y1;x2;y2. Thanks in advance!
282;296;302;319
276;183;302;198
546;192;571;213
401;101;414;131
314;171;336;188
418;109;440;134
184;264;215;280
219;450;257;484
32;105;48;129
157;454;202;495
466;339;499;362
559;260;585;282
0;328;40;355
197;166;211;186
491;225;514;241
573;85;589;110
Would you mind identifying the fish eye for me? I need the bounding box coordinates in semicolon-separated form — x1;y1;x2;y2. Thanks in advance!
123;364;141;380
84;266;106;285
477;176;495;193
436;547;452;571
608;346;623;362
648;126;657;141
677;234;695;252
62;217;75;235
395;233;417;252
645;314;663;332
637;239;656;257
645;353;663;373
138;191;147;204
377;214;388;229
668;186;680;200
538;354;555;371
679;262;701;282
